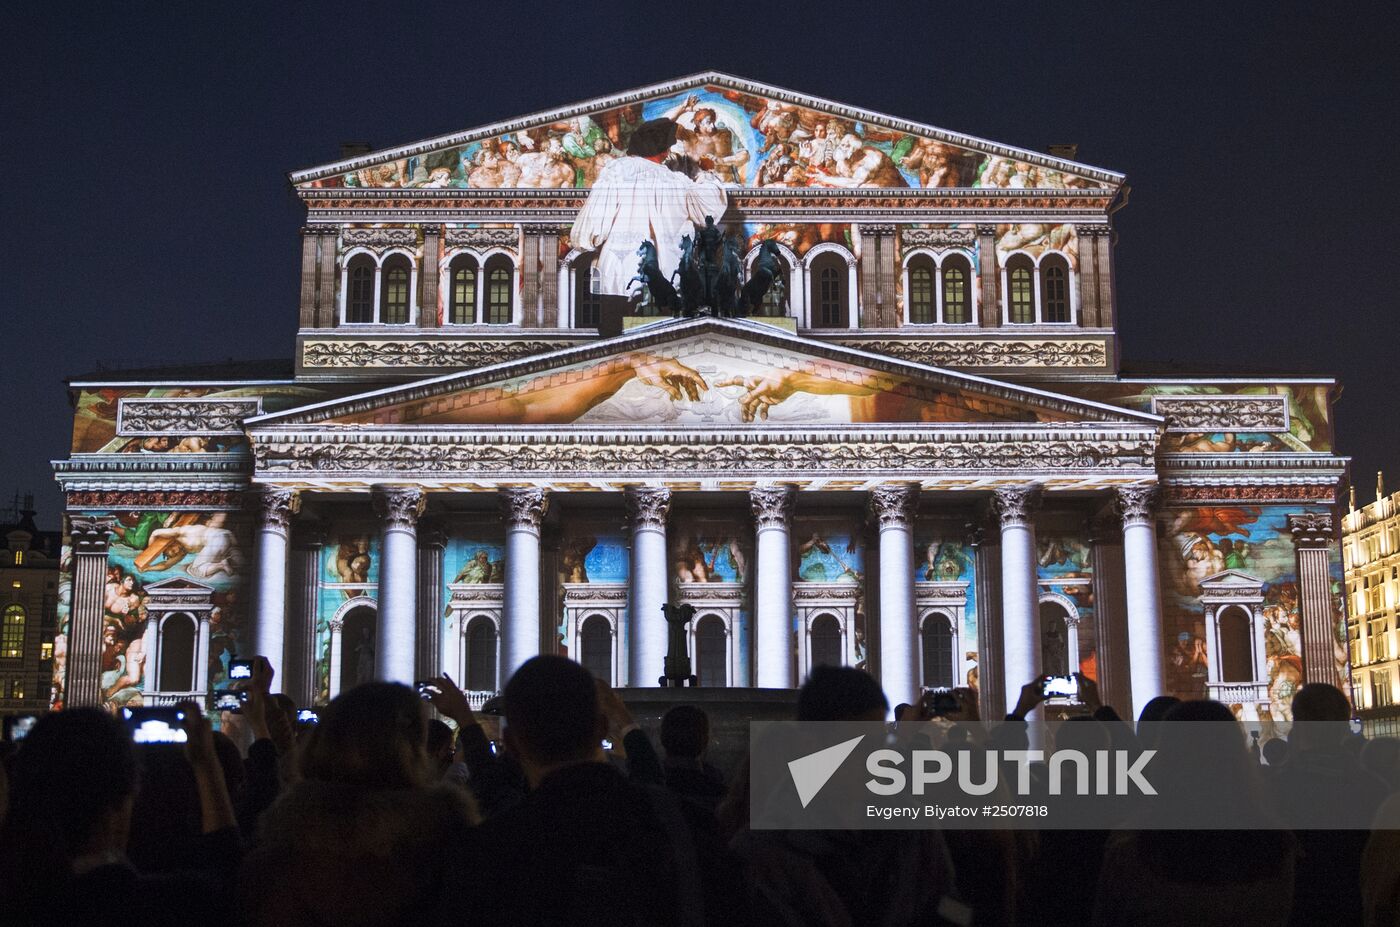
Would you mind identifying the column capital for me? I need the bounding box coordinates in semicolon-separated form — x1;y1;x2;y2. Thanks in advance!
975;224;998;237
69;515;116;554
254;487;301;537
372;485;425;532
992;484;1042;529
749;484;795;531
868;483;919;531
499;487;549;534
625;486;672;532
328;617;344;633
1287;512;1335;548
1114;485;1159;528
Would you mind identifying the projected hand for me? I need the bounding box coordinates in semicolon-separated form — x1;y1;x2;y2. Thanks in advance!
634;357;709;402
714;373;795;422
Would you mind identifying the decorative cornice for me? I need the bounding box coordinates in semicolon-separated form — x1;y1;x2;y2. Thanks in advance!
499;487;548;533
1150;395;1289;433
1161;483;1337;505
624;486;672;533
675;582;744;602
992;485;1042;528
832;338;1108;368
255;488;301;536
448;583;506;603
444;226;519;250
371;485;425;531
116;398;263;437
750;484;795;530
793;583;860;602
70;515;116;554
1287;512;1335;548
900;228;976;249
301;339;568;369
342;227;417;250
562;584;629;604
66;490;246;510
868;483;919;530
1115;485;1159;527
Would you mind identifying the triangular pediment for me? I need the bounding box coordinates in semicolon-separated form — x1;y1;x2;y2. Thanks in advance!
1199;569;1266;589
144;577;216;595
291;71;1121;192
252;318;1158;430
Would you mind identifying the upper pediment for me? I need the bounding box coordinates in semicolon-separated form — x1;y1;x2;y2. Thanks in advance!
251;318;1157;430
290;71;1122;193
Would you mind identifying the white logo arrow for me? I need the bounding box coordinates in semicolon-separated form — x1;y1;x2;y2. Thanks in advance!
788;735;865;808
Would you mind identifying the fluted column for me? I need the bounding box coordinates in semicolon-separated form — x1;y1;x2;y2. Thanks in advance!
501;488;549;679
67;515;116;708
372;486;425;683
327;618;345;699
751;485;796;688
252;488;300;676
994;485;1042;710
289;525;324;707
1117;486;1165;716
869;484;919;705
417;521;447;683
976;224;1000;328
626;487;671;687
1288;512;1340;686
420;225;441;328
1089;514;1131;712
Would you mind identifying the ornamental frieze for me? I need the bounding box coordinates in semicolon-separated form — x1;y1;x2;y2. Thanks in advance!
116;398;263;436
66;490;247;510
1150;395;1289;433
444;227;519;250
301;339;567;368
834;339;1108;368
341;227;417;250
899;228;976;249
253;435;1155;477
1161;484;1336;504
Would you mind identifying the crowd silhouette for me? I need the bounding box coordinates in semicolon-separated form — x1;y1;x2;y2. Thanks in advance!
2;653;1399;926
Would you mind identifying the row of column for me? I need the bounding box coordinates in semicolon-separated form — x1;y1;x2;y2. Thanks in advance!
245;482;1169;714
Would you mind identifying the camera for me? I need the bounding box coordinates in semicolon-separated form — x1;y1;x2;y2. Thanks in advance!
296;709;319;724
920;688;959;718
122;707;189;745
601;738;614;751
1041;674;1080;701
415;681;440;701
210;689;248;713
228;659;254;681
4;714;39;742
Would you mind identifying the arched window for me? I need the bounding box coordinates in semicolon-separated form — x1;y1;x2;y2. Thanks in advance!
1;604;25;659
448;255;478;325
1007;255;1035;324
1039;600;1070;677
907;256;935;324
810;614;842;671
696;615;727;687
380;255;412;324
1041;255;1070;323
158;613;196;692
465;616;498;692
346;254;376;323
1219;607;1254;682
921;613;954;688
574;254;601;328
941;254;972;324
810;252;849;328
580;615;612;684
484;255;514;325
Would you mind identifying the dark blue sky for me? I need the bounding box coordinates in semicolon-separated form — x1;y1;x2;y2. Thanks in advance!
4;1;1395;526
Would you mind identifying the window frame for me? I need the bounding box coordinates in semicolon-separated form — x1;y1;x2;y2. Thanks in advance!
1;604;24;659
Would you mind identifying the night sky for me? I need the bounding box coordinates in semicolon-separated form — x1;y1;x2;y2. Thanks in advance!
4;2;1396;527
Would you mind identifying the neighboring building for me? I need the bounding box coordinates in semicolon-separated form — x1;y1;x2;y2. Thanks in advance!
0;494;61;714
1344;473;1400;734
52;73;1349;726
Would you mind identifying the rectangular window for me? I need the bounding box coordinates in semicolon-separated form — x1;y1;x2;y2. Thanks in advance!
7;679;22;700
40;641;53;661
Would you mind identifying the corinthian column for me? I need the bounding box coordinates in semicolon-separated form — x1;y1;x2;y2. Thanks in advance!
252;488;300;676
67;515;116;708
1288;512;1340;686
994;485;1042;710
751;484;796;689
626;487;671;687
372;485;425;683
870;484;919;706
501;488;548;679
1117;486;1165;717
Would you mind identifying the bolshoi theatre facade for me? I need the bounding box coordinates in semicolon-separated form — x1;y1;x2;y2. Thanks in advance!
53;73;1350;727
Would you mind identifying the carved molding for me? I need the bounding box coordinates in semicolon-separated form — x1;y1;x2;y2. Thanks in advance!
255;488;301;536
342;227;417;250
834;339;1108;368
899;228;976;249
116;398;262;437
67;490;246;510
1150;395;1289;433
1162;484;1337;504
444;227;519;250
868;483;919;530
449;583;506;604
1287;512;1335;548
563;585;629;604
371;485;425;531
624;486;672;532
328;617;344;633
1115;485;1159;528
750;484;795;530
499;487;548;533
301;339;567;369
992;485;1042;528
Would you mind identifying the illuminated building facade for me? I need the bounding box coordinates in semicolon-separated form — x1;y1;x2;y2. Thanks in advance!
1;496;61;714
53;73;1350;726
1345;474;1400;734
